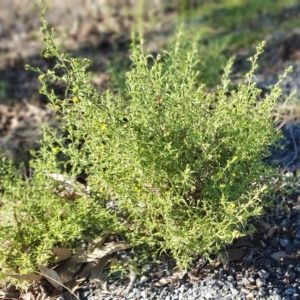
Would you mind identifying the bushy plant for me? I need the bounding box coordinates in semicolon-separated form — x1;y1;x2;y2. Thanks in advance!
0;14;289;282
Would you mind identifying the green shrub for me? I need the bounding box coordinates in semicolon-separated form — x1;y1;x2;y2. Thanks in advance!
0;14;289;282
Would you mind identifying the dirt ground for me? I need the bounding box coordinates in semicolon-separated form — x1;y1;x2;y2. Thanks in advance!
1;0;300;164
0;0;179;163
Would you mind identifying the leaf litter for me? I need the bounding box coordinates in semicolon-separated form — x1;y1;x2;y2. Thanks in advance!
2;234;131;300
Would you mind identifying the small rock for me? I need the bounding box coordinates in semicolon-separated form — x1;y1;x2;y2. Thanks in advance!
260;288;268;296
264;258;273;268
285;287;297;296
280;238;290;248
142;264;153;273
295;264;300;272
228;267;236;275
276;267;284;279
285;269;296;281
139;275;149;283
271;251;287;261
246;292;255;300
141;291;147;299
295;229;300;239
256;278;267;288
273;287;282;295
230;287;239;296
258;269;270;279
204;287;216;298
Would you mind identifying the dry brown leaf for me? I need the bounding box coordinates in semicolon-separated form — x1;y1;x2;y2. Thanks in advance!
8;274;44;282
0;290;20;299
73;241;130;262
267;225;278;237
51;247;72;263
70;278;87;293
38;265;63;291
86;232;111;252
90;254;113;281
228;247;247;261
228;237;256;261
54;259;83;283
153;270;165;278
154;270;187;288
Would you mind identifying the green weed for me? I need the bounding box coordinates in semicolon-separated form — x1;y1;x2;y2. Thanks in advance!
0;11;290;283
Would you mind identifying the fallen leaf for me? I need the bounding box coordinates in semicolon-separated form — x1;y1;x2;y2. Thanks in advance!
54;259;83;283
38;265;63;291
154;270;187;288
228;247;247;261
73;241;130;262
271;251;288;261
90;254;112;281
0;290;20;299
267;225;278;237
52;247;72;263
8;274;44;282
228;237;256;261
153;270;165;278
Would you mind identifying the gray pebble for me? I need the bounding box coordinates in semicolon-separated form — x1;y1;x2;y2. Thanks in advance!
140;290;147;299
258;288;267;296
284;287;297;296
280;238;290;248
141;264;152;273
258;269;270;279
256;277;267;288
230;287;239;296
295;229;300;239
246;292;255;300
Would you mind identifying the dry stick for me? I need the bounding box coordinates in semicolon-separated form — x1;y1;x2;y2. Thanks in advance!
123;269;137;295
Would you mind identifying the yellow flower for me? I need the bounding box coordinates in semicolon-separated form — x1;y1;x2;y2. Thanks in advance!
101;124;107;130
133;186;141;192
72;96;78;103
231;203;236;209
220;184;226;189
52;147;59;154
54;105;60;110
